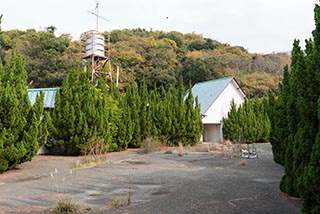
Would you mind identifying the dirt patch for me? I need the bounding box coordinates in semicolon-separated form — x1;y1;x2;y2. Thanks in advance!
281;192;301;208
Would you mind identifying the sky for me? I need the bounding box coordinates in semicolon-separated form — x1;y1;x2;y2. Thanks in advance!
1;0;318;54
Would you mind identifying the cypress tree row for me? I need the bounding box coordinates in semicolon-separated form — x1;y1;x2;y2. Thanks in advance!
223;98;270;145
269;4;320;213
47;68;121;155
47;67;202;155
0;51;44;173
122;78;202;146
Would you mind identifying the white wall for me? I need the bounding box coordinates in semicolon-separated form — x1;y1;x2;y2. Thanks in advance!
202;80;245;124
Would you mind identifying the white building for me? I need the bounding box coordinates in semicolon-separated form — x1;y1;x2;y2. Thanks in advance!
191;77;245;143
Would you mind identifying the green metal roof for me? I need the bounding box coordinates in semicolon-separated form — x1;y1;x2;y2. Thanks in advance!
191;77;234;115
27;88;58;108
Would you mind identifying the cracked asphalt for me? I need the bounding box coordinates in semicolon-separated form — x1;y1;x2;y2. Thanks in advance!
0;143;301;213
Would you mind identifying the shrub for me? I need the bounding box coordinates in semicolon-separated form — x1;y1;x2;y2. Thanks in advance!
50;196;78;214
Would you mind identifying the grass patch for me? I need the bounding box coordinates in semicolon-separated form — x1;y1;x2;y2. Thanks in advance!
141;137;170;154
73;137;110;169
50;196;78;214
109;195;130;210
73;159;108;169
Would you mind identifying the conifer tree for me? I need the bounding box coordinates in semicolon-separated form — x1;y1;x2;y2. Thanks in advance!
0;51;44;173
116;90;133;150
269;4;320;212
148;88;159;137
223;100;240;143
169;86;180;144
301;8;320;212
270;66;290;166
174;79;186;144
291;39;313;197
223;98;270;145
184;88;202;145
48;68;120;155
260;111;271;142
139;80;151;140
156;86;169;142
126;83;141;148
296;5;320;212
302;100;320;213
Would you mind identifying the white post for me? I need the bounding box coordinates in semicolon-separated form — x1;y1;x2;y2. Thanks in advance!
116;66;119;87
220;120;224;143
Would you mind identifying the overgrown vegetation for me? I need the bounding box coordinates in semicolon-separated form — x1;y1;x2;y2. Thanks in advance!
73;137;110;169
50;196;78;214
268;4;320;213
109;195;130;210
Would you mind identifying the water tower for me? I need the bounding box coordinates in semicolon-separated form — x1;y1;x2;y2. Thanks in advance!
81;1;111;82
81;30;111;82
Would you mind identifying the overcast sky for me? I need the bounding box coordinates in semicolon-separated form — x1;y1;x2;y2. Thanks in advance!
1;0;318;53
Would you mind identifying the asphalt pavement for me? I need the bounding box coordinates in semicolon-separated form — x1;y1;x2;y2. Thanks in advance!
0;143;301;214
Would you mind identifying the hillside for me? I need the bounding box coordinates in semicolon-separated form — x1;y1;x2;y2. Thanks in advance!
0;26;290;97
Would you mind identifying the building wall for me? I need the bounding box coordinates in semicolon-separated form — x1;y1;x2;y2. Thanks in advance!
201;80;245;143
202;80;244;124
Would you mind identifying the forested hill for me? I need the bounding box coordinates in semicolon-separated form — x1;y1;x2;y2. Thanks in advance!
0;26;290;97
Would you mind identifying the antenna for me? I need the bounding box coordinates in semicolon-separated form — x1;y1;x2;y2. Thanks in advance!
87;0;109;31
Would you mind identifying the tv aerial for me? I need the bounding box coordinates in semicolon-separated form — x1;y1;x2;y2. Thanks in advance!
87;0;110;31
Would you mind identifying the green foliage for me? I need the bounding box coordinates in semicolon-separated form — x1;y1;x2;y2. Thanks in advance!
0;23;290;97
47;69;121;155
0;14;4;59
223;100;241;143
125;83;141;148
223;98;270;144
0;51;44;174
0;27;80;88
187;39;215;51
184;88;203;145
180;57;219;86
238;71;280;98
268;4;320;212
47;66;202;155
158;31;184;48
121;78;202;147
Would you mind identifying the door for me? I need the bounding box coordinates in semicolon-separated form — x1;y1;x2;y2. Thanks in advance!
203;124;222;142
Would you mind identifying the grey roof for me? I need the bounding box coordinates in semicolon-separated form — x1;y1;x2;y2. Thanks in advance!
191;77;235;115
27;88;58;108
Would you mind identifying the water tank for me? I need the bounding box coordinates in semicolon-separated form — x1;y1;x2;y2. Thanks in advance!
84;31;105;58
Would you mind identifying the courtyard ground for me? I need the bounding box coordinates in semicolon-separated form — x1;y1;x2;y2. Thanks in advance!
0;143;300;213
